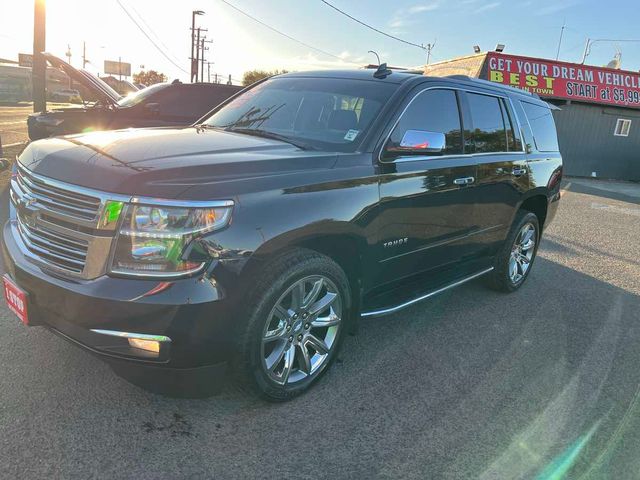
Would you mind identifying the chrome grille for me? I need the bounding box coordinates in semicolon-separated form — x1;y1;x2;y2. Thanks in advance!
16;165;102;221
9;166;129;278
17;213;88;274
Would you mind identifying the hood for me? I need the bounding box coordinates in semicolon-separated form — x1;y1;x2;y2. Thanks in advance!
43;53;122;106
18;127;338;199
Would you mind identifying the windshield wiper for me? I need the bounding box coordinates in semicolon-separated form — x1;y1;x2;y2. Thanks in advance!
226;127;312;150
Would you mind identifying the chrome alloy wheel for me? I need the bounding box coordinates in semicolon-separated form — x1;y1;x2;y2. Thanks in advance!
260;275;343;386
509;222;536;284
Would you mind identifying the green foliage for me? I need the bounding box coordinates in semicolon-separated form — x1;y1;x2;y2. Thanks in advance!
242;69;289;86
133;70;168;87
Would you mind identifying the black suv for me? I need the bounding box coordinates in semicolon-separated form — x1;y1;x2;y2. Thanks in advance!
27;54;242;140
3;68;562;400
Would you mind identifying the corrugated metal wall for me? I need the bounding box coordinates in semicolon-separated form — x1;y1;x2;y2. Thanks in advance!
551;102;640;181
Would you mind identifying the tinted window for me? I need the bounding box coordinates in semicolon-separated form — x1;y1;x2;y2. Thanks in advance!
521;101;559;152
117;83;169;108
467;93;508;153
500;100;522;151
155;87;216;118
205;77;396;152
386;89;463;156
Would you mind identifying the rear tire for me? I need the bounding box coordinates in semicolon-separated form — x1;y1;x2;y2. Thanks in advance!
487;210;540;293
234;248;351;401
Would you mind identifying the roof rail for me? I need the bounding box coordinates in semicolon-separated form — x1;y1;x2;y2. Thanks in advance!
444;75;540;98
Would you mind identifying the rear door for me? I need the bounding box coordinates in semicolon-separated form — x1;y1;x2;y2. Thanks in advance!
375;87;480;285
463;90;529;256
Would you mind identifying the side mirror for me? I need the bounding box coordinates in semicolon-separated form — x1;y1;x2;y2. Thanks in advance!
385;130;446;158
144;103;160;115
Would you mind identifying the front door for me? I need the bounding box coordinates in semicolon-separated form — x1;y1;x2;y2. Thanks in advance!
374;87;480;287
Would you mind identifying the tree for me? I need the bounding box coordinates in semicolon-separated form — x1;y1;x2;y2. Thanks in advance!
133;70;168;87
242;69;288;86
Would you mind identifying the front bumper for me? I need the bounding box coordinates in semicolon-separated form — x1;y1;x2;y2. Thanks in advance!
2;217;238;375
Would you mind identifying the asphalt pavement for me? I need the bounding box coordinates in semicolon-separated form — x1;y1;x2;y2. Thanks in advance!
0;178;639;479
0;102;74;147
0;104;31;146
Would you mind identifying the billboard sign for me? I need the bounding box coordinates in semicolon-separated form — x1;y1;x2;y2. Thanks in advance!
18;53;33;67
485;52;640;108
104;60;131;77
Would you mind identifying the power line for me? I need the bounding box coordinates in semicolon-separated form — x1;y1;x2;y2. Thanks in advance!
116;0;189;74
217;0;359;65
319;0;427;51
125;1;185;67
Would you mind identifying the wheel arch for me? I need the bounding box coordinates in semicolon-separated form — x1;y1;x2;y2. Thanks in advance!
239;230;367;331
518;191;549;231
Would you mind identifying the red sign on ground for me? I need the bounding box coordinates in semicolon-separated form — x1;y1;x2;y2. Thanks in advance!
486;52;640;108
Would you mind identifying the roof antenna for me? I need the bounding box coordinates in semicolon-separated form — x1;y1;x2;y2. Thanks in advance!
368;50;381;66
374;63;393;79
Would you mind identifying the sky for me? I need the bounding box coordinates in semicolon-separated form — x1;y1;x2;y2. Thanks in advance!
1;0;639;84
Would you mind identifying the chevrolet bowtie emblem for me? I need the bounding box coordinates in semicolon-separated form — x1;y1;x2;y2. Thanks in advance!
21;196;36;208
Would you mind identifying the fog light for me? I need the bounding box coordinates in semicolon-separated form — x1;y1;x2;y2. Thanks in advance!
90;329;171;356
128;338;161;353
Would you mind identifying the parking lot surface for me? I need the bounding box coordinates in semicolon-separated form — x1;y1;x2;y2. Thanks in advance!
0;104;31;145
0;103;74;146
0;178;639;479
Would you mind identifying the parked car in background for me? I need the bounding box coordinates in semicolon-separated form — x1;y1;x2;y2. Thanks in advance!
101;76;139;96
49;88;82;103
4;68;562;401
27;53;243;140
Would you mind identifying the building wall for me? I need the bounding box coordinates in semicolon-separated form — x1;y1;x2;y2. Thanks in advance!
423;53;488;78
551;102;640;181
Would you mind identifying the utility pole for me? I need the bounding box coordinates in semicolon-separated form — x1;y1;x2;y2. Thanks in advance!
190;10;205;83
207;62;211;83
556;20;566;60
195;27;201;82
200;38;212;83
65;44;72;87
33;0;46;113
118;56;122;81
82;41;88;68
200;36;205;82
424;41;436;65
227;74;232;85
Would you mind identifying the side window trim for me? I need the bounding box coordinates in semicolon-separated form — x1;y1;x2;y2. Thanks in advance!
379;85;526;164
380;87;464;162
466;91;512;154
499;98;522;152
505;97;527;153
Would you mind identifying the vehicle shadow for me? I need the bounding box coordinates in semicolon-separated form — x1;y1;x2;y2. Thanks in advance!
2;255;638;479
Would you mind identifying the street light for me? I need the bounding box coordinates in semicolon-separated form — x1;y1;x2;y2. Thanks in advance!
581;38;640;64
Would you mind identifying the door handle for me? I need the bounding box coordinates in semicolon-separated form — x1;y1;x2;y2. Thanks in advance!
453;176;475;186
512;167;527;177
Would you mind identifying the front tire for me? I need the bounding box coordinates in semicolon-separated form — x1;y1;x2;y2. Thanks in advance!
234;249;351;401
487;210;540;293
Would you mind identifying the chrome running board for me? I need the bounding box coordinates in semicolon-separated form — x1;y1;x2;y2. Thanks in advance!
360;267;494;318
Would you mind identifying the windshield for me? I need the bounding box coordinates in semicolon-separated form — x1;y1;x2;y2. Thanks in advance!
204;77;396;152
117;83;168;108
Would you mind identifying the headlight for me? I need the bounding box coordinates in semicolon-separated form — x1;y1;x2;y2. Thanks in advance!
108;199;233;278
